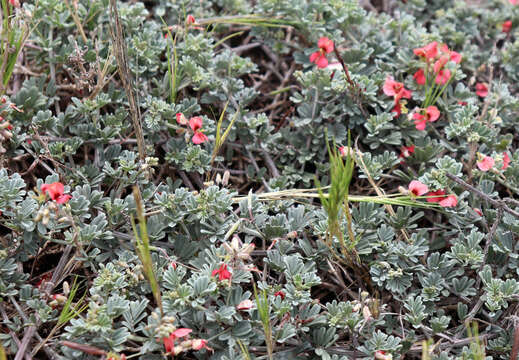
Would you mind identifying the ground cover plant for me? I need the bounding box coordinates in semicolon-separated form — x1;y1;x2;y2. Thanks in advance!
0;0;519;359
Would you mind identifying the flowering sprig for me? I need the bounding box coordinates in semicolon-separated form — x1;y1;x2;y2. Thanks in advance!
41;182;72;204
383;76;412;117
176;113;209;144
309;37;334;68
412;41;462;109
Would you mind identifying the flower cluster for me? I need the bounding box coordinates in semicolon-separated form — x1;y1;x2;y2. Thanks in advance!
309;37;334;69
211;263;231;281
176;113;209;144
477;152;510;172
408;181;457;208
41;182;72;204
413;42;461;86
163;328;211;356
383;76;412;117
412;105;440;131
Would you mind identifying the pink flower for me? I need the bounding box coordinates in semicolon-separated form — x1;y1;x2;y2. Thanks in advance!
176;112;188;125
211;263;231;281
338;146;348;157
173;328;192;338
425;106;440;122
236;299;253;310
383;76;410;99
309;52;328;68
439;194;457;207
477;156;495;171
475;83;488;97
56;194;72;204
192;132;209;144
163;328;193;353
309;37;334;69
274;291;285;299
192;339;211;351
439;44;462;64
502;20;513;33
509;0;519;4
41;182;72;204
189;116;203;132
433;55;449;74
8;0;20;7
413;69;426;85
435;69;451;85
170;261;177;269
392;102;402;117
413;114;428;131
186;15;196;24
426;190;446;203
413;41;438;60
412;106;440;130
189;116;208;144
374;350;392;360
502;152;511;170
409;180;428;196
318;37;334;53
399;145;415;159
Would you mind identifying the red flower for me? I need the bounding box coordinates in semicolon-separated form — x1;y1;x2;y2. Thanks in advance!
477;156;494;171
392;102;402;117
309;37;334;69
457;101;467;106
435;69;451;85
163;328;193;353
188;116;208;144
502;152;511;170
41;182;72;204
186;15;196;24
192;339;211;351
383;76;411;99
502;20;513;33
439;44;462;64
192;132;208;144
509;0;519;4
412;106;440;130
409;180;428;196
211;263;231;281
176;112;188;125
439;194;457;207
426;190;446;203
374;350;392;360
170;261;177;269
399;145;415;159
413;69;426;85
413;41;438;60
8;0;20;7
274;291;286;300
189;116;203;132
433;55;449;74
475;83;488;97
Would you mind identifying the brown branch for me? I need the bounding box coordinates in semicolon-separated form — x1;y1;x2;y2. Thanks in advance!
446;173;519;218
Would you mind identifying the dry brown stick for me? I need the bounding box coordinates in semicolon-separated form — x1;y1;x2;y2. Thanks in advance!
7;297;58;360
511;319;519;360
446;173;519;218
0;303;32;360
108;0;146;162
